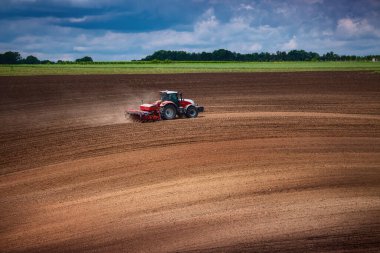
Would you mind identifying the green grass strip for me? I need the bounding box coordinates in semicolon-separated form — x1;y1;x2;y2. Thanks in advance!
1;61;380;76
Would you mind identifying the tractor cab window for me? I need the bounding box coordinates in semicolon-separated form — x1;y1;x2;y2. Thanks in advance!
160;93;169;101
161;93;179;104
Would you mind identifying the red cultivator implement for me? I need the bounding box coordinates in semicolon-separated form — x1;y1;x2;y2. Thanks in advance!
126;90;204;122
126;109;161;122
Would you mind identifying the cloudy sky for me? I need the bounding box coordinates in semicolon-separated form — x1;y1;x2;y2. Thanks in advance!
1;0;379;60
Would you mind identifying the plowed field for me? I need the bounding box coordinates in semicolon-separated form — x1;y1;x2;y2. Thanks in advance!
1;72;380;252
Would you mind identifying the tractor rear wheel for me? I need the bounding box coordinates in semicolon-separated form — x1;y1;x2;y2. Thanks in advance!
186;105;198;118
161;104;177;120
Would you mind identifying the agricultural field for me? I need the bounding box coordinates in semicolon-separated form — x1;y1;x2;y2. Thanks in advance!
1;71;379;252
1;61;380;76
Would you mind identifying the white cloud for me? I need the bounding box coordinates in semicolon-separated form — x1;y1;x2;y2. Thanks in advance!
338;18;361;35
336;18;380;37
322;30;333;36
281;36;297;50
73;46;89;51
239;3;254;10
249;43;262;51
195;8;219;33
68;17;88;23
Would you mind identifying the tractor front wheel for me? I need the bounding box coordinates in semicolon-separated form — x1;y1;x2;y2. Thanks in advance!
161;104;177;120
186;105;198;118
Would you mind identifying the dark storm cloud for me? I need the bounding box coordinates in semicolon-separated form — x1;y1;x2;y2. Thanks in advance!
0;0;206;31
0;0;379;60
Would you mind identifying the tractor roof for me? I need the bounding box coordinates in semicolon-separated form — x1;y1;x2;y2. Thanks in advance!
160;90;178;94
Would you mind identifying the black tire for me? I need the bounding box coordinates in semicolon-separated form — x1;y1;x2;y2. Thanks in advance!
161;104;177;120
185;105;198;118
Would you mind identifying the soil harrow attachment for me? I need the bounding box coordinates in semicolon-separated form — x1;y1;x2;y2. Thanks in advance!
126;110;161;122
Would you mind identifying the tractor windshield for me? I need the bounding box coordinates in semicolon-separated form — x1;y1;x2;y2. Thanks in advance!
160;92;179;104
160;92;169;101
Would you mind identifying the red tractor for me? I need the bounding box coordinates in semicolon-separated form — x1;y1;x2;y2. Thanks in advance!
126;90;204;122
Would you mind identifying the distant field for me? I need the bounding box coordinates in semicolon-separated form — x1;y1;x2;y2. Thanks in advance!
1;61;380;76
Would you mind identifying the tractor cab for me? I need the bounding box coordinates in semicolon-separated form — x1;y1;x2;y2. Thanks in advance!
160;90;182;106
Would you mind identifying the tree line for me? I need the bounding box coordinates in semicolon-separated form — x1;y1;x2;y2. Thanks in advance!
0;51;93;64
143;49;380;62
1;50;379;64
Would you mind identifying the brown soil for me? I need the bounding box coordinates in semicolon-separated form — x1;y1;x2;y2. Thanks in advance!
1;72;380;252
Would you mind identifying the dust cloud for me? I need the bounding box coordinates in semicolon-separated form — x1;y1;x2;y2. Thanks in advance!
69;90;159;127
0;89;160;132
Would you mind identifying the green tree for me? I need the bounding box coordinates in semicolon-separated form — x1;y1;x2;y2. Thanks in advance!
322;51;339;61
75;56;93;63
212;49;235;61
24;55;40;64
0;51;22;64
141;49;378;62
40;60;54;64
